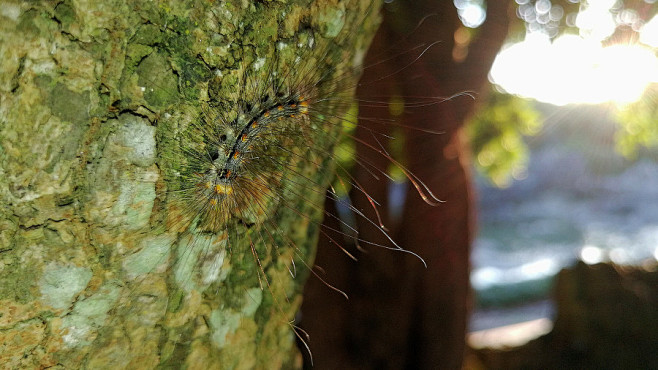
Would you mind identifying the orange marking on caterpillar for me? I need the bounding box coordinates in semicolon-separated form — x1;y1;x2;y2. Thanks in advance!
241;134;248;142
233;151;240;159
299;100;309;115
299;100;308;115
263;111;270;118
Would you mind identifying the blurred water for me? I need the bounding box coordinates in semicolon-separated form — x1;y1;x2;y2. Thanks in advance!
472;107;658;308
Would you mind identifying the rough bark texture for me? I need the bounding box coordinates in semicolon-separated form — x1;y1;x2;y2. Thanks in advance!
302;2;511;369
0;1;378;368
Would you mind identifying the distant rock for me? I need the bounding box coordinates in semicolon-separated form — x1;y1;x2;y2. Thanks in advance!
469;260;658;369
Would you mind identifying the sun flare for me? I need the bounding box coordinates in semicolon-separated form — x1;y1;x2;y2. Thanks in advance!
490;34;658;106
489;3;658;106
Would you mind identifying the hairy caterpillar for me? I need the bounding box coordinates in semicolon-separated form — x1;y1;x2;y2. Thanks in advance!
0;1;466;368
74;3;403;367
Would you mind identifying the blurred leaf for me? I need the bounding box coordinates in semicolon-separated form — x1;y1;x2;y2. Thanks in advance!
467;90;542;187
615;84;658;159
331;103;359;197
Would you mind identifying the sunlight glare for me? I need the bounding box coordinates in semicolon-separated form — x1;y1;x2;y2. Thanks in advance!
454;0;486;28
490;33;658;105
641;15;658;47
580;245;604;264
490;0;658;106
576;0;617;41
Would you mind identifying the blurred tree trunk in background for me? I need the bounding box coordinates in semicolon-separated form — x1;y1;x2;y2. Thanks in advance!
302;1;510;369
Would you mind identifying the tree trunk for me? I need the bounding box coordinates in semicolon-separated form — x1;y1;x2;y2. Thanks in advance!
0;1;378;368
302;2;510;369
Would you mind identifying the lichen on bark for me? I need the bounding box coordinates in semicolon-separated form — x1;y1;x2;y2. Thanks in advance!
0;0;379;368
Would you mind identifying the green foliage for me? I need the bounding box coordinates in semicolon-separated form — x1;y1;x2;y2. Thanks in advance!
615;84;658;159
467;90;542;187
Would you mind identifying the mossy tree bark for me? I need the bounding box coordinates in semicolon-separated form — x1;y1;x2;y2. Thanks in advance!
0;1;378;368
